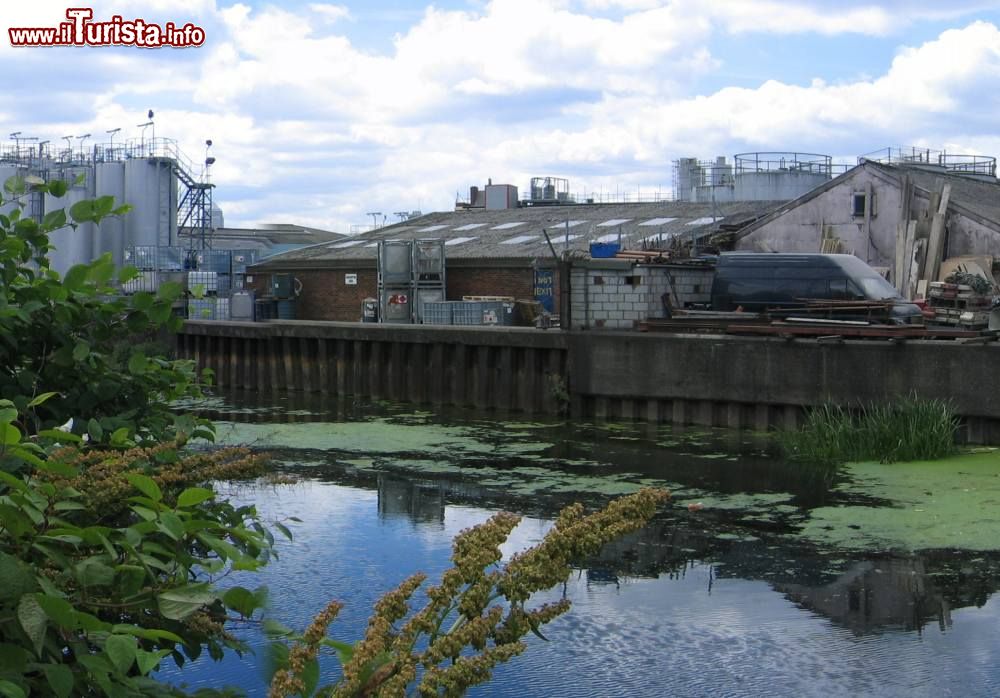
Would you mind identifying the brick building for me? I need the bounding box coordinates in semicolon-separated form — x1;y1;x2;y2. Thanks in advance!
249;199;776;322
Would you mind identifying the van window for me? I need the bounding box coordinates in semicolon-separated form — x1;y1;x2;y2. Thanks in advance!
829;279;865;300
856;275;900;301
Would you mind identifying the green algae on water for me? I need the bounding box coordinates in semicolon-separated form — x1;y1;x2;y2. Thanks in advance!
796;450;1000;552
211;420;554;458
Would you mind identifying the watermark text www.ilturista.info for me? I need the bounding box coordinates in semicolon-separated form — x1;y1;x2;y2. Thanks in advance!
9;8;205;48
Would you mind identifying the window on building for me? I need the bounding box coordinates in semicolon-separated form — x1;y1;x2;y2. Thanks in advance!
851;193;866;217
624;275;642;286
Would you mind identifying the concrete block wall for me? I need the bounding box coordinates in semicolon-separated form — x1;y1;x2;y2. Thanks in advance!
570;264;667;329
663;266;714;308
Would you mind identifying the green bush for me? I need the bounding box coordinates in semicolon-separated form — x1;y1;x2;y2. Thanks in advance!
778;397;959;465
0;174;209;446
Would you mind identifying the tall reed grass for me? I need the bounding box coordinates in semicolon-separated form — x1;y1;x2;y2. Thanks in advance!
778;397;959;465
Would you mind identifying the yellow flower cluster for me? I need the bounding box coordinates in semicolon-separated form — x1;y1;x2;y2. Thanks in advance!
268;600;344;698
38;443;267;516
270;487;670;698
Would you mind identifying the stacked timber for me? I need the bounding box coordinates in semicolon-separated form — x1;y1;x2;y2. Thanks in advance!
615;249;670;262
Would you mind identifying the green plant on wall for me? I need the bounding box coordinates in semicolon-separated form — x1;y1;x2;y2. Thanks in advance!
545;372;570;413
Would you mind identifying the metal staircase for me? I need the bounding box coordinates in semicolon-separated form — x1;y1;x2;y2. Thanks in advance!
175;163;213;250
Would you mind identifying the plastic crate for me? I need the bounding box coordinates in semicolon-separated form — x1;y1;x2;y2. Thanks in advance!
453;301;506;326
188;271;218;294
122;270;157;294
422;301;454;325
196;250;232;273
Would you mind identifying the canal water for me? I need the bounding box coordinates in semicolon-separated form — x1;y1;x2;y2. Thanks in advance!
159;391;1000;697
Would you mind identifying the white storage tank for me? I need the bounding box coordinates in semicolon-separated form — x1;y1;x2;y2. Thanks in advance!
94;161;125;268
123;158;176;249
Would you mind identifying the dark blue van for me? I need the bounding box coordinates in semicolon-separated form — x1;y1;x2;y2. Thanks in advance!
710;253;923;324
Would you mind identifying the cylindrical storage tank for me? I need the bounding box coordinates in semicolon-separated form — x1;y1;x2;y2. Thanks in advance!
46;166;94;278
123;158;176;249
94;161;125;268
734;171;829;201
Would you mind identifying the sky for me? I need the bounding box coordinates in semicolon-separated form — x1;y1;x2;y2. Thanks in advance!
4;0;1000;233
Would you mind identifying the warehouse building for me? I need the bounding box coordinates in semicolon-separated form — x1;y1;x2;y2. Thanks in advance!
248;199;780;322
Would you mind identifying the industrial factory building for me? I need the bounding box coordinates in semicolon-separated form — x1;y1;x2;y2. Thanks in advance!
0;136;340;277
248;199;779;322
249;152;855;323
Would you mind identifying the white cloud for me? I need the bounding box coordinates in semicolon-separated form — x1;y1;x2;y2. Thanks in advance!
308;3;352;24
6;1;1000;234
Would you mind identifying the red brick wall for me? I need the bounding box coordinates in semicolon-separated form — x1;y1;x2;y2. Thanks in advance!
247;264;561;321
248;269;378;321
446;267;535;300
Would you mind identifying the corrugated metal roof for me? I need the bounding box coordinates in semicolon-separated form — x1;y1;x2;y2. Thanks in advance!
253;200;780;269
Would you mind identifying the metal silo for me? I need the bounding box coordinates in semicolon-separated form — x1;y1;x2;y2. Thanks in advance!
45;165;95;277
94;161;125;268
123;157;176;249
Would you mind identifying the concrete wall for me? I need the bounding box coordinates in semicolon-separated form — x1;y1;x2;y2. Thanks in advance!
569;332;1000;441
737;168;900;266
178;321;1000;442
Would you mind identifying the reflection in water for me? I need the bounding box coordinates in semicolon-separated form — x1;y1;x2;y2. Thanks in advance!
163;390;1000;696
377;476;445;524
779;558;953;635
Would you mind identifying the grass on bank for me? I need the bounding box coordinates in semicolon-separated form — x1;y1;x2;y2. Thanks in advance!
778;397;959;466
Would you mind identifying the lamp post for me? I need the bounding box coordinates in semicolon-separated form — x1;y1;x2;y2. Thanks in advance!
105;127;120;160
76;134;91;161
204;139;215;184
137;121;153;155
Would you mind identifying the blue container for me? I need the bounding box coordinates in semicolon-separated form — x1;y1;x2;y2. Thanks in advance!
590;242;620;258
276;299;297;320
